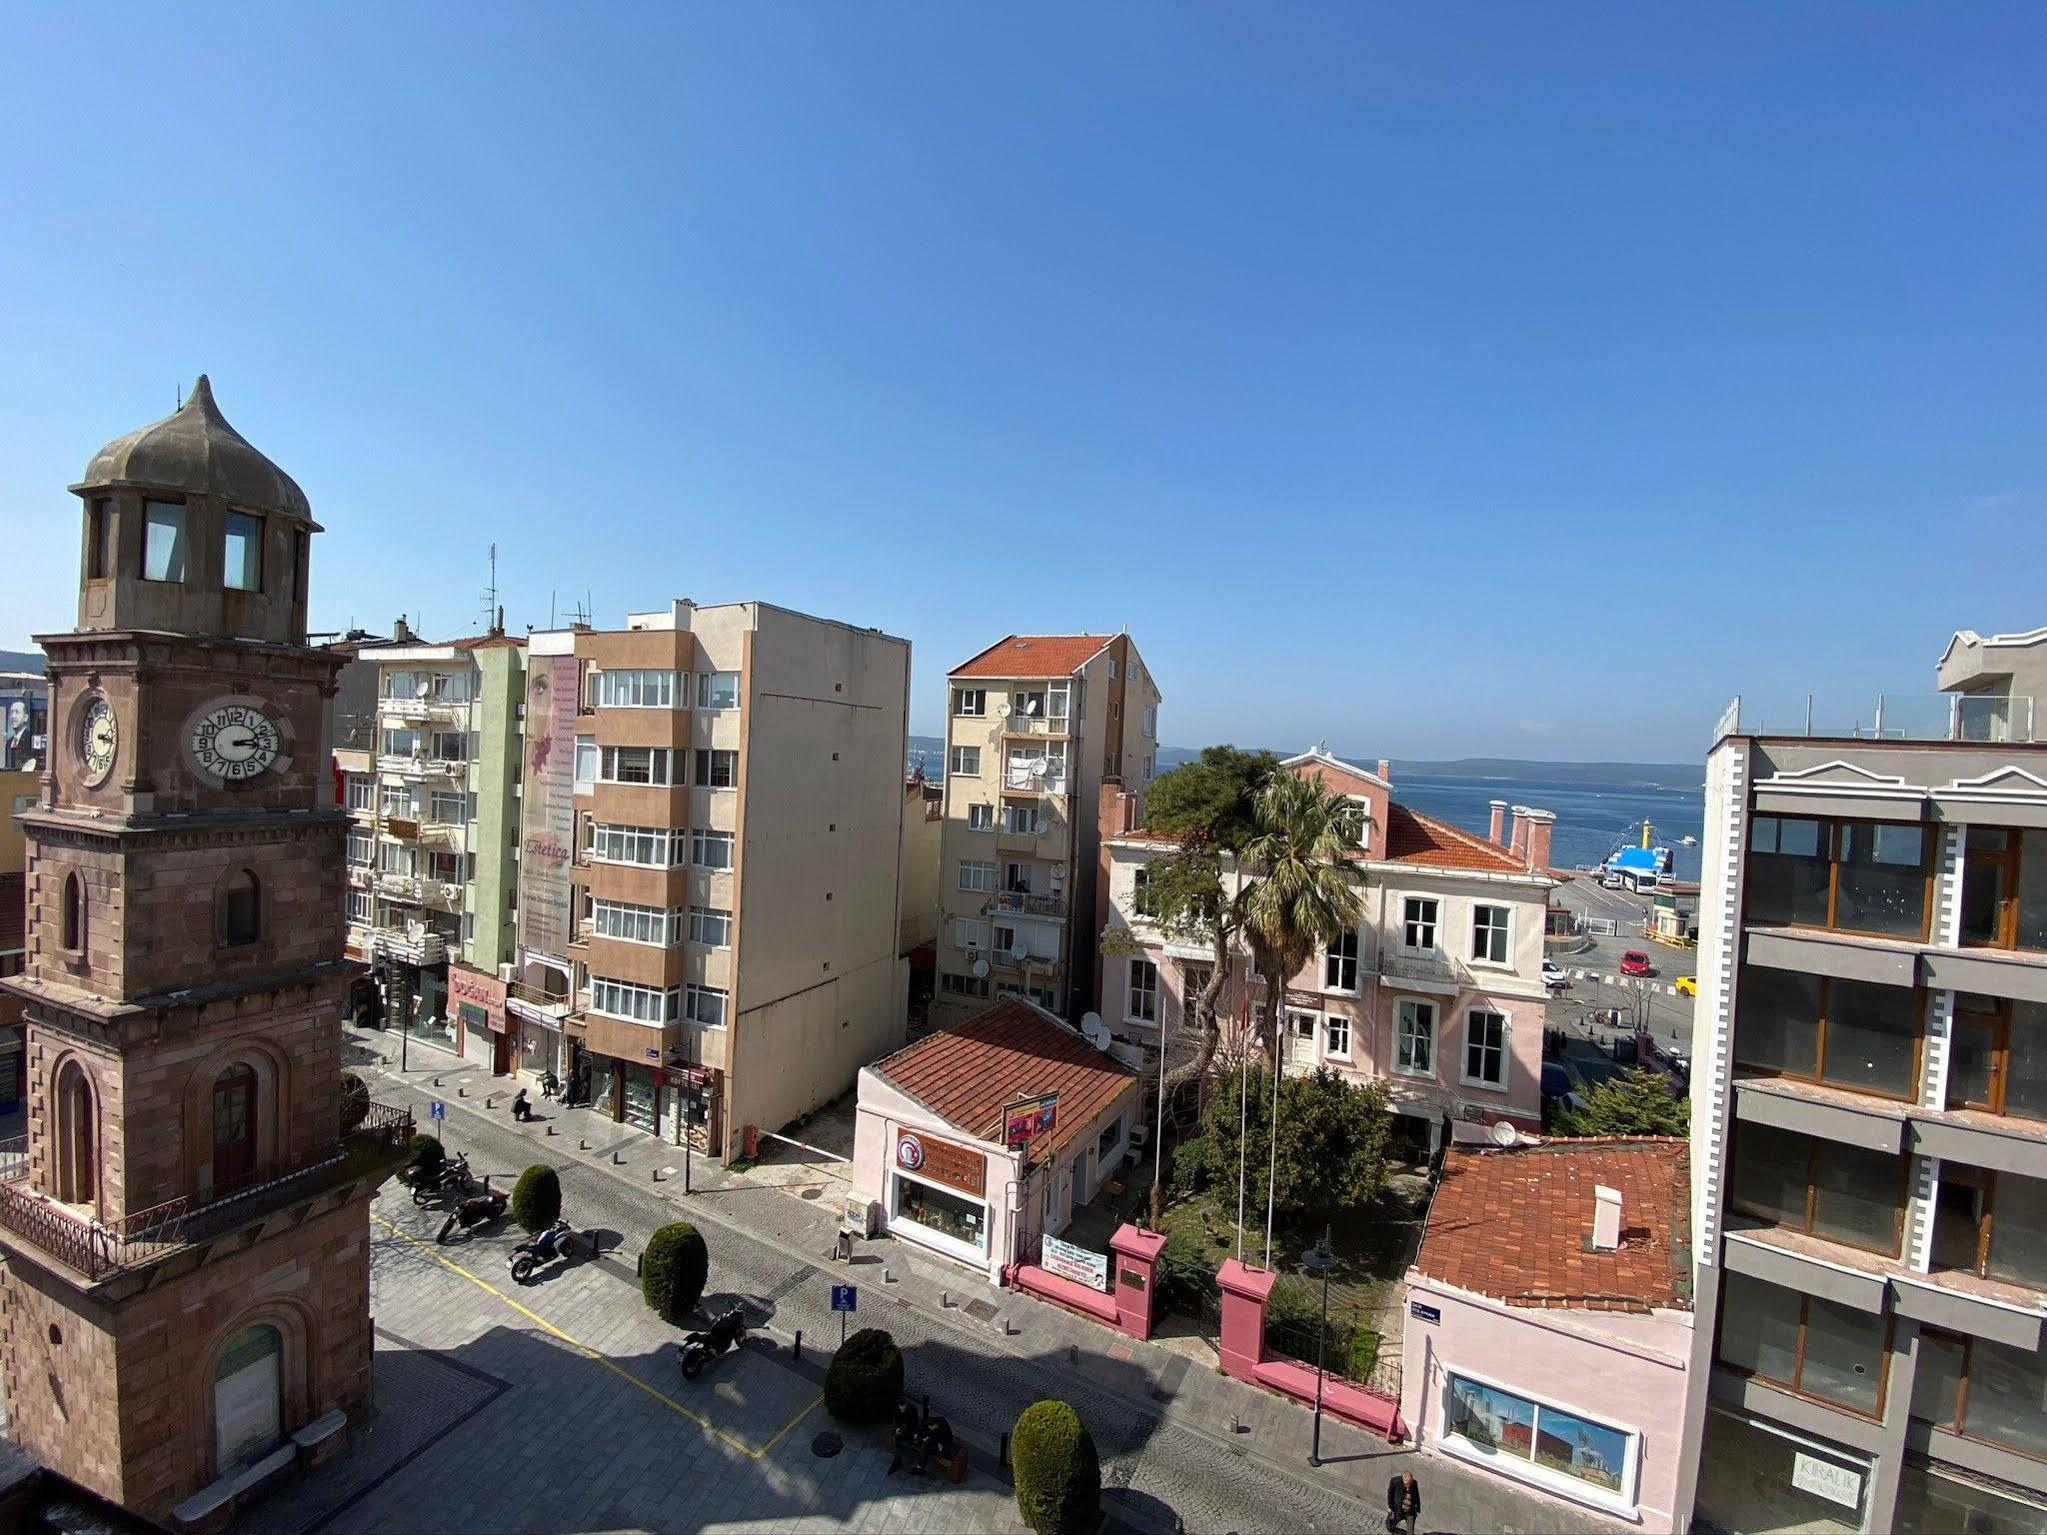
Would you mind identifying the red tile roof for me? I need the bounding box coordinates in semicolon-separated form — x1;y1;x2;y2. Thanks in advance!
1381;803;1530;873
869;1001;1138;1164
449;634;526;651
0;874;21;955
1413;1138;1691;1313
951;635;1113;680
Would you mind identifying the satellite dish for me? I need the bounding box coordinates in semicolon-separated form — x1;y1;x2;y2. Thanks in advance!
1010;943;1029;963
1026;698;1042;716
1490;1120;1519;1147
1028;759;1047;778
1080;1013;1111;1050
998;701;1013;717
1081;1010;1103;1034
971;958;990;979
1051;864;1066;881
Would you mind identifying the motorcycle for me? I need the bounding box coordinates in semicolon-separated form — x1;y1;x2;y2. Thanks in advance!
409;1151;472;1206
509;1218;579;1283
677;1306;748;1381
437;1176;508;1242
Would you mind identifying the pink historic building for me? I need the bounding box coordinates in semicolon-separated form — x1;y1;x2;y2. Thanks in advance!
1098;750;1556;1148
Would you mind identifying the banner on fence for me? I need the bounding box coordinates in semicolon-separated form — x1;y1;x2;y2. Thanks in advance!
1040;1234;1109;1292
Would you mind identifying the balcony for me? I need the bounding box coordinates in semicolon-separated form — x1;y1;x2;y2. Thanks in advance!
1002;714;1071;740
0;1103;413;1282
997;821;1058;855
1379;949;1465;992
366;924;447;967
1719;692;2040;745
377;753;469;782
418;819;467;853
507;980;573;1025
380;695;470;725
984;890;1068;921
419;878;464;913
1002;766;1070;796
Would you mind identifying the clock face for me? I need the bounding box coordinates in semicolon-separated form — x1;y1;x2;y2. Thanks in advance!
191;702;282;783
79;697;117;786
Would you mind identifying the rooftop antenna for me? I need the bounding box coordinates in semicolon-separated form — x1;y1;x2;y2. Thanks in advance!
479;543;499;634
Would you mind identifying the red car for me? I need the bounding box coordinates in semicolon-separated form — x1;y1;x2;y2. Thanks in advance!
1620;950;1653;977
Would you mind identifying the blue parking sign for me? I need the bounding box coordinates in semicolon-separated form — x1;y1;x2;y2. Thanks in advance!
831;1284;856;1313
429;1100;445;1123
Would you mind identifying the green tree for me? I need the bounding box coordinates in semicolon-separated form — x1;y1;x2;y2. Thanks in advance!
1554;1068;1690;1137
1238;771;1364;1061
1176;1066;1391;1219
510;1164;562;1231
1011;1400;1101;1535
641;1223;709;1323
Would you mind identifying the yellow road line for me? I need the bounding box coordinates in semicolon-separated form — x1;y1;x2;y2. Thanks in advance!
373;1213;821;1459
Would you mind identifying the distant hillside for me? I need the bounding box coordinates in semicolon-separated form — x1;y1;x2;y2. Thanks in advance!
0;649;44;675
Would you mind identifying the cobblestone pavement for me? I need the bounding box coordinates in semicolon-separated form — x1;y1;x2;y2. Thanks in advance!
316;1030;1633;1534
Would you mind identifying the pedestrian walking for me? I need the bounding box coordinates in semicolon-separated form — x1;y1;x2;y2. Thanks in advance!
1386;1469;1421;1534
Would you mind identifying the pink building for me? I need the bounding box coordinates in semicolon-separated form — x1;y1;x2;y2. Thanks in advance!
1401;1138;1695;1531
1099;750;1556;1148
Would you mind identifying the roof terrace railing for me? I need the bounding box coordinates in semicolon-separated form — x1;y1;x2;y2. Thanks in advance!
1718;693;2038;745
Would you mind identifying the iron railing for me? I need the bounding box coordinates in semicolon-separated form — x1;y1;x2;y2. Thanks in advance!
1265;1311;1403;1400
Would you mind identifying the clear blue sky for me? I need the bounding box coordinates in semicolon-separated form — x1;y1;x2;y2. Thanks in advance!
4;5;2044;761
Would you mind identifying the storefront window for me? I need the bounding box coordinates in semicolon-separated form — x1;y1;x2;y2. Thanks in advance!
1898;1458;2047;1534
1912;1328;2047;1461
1441;1373;1634;1507
1717;1272;1888;1416
624;1065;659;1133
1695;1410;1867;1535
412;1005;458;1052
893;1174;986;1256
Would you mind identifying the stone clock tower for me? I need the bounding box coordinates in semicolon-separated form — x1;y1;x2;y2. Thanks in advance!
0;379;411;1525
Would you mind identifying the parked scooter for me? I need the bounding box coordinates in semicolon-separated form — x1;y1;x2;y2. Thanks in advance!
677;1306;748;1381
509;1219;578;1283
437;1176;508;1242
409;1151;472;1206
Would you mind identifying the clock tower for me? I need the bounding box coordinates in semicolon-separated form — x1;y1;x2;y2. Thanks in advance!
0;379;412;1524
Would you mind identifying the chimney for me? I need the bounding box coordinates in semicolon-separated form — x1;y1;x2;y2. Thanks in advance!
1523;808;1555;873
1592;1185;1623;1252
1509;805;1530;862
1378;758;1392;783
1488;799;1509;846
392;615;415;643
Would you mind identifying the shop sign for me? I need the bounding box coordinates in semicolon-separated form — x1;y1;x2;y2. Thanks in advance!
1004;1092;1059;1146
895;1128;985;1197
1791;1452;1862;1510
449;965;507;1032
1041;1234;1109;1293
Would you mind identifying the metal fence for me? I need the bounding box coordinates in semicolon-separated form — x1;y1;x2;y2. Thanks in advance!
1265;1313;1402;1399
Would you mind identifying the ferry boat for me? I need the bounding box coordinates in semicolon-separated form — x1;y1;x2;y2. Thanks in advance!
1597;821;1676;892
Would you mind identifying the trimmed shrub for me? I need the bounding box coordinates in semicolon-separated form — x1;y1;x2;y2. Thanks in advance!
642;1223;709;1324
823;1327;903;1425
408;1133;445;1175
1012;1399;1101;1535
339;1071;370;1136
510;1164;561;1232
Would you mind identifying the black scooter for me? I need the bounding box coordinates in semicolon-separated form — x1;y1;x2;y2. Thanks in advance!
509;1218;578;1283
677;1306;747;1381
437;1176;508;1242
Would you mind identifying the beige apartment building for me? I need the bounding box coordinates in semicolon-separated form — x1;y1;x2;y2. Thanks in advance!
566;600;910;1154
932;633;1161;1030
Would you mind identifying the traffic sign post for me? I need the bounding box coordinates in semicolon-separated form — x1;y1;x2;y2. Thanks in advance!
429;1100;445;1124
832;1283;857;1346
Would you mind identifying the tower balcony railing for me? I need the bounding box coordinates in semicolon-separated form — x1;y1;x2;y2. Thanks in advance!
0;1103;413;1281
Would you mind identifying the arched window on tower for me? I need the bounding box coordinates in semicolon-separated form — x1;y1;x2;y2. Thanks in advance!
53;1059;95;1206
211;1063;258;1190
60;873;82;953
220;869;260;947
212;1322;283;1472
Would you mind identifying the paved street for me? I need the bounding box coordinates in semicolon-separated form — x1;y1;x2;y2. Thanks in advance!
238;1027;1634;1534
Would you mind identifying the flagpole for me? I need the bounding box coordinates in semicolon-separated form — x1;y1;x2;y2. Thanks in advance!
1264;992;1281;1270
1234;989;1248;1264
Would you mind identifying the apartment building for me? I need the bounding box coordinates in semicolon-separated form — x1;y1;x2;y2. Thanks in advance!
1100;751;1556;1148
337;627;525;1061
566;600;909;1155
933;633;1161;1030
1682;628;2047;1535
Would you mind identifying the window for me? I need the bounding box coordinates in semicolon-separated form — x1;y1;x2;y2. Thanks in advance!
1142;706;1156;740
696;672;739;710
1000;805;1040;836
685;985;728;1028
573;736;598;791
967;803;994;831
590;898;674;946
1946;994;2047;1121
1402;897;1439;951
595;669;675;708
1133;867;1156;919
940;972;991;999
691;830;734;870
693;749;737;789
1717;1271;1888;1416
380;842;416;875
588;823;683;867
380;727;420;759
223;510;263;592
1324;930;1359;991
958;859;997;892
1128;959;1159;1023
1463;1009;1507;1088
60;872;82;951
430;730;466;762
1471;904;1510;965
1396;999;1435;1075
599;746;673;785
1960;827;2047;952
950;745;981;777
142;500;187;582
212;1321;283;1471
953;919;988;951
381;782;416;818
344;774;373;811
1911;1329;2047;1460
1097;1114;1126;1165
220;869;260;946
1728;1121;1906;1255
1931;1168;2047;1289
688;905;732;947
346;831;373;866
1443;1373;1635;1507
588;977;679;1024
87;498;113;580
293;529;308;603
346;890;371;924
953;688;987;717
429;790;465;824
1325;1012;1351;1058
1734;966;1922;1101
1746;815;1930;939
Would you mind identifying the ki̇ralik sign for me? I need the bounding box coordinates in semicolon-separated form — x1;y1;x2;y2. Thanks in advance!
1040;1234;1109;1292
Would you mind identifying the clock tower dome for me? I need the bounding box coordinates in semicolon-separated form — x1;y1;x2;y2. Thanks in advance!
0;380;412;1524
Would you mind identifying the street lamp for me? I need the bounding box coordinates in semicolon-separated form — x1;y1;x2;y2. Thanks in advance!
1302;1225;1336;1467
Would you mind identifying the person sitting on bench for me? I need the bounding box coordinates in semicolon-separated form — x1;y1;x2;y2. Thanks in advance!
886;1398;922;1475
917;1413;956;1476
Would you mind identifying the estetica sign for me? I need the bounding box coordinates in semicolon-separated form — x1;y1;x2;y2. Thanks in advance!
894;1128;985;1197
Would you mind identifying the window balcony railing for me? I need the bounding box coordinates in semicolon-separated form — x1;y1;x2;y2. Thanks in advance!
377;753;469;781
1002;766;1069;795
367;924;447;967
379;695;469;724
1002;714;1071;739
375;871;423;902
984;890;1068;920
507;980;573;1017
1719;692;2039;745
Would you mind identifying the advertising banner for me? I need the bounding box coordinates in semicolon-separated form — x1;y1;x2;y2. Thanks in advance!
1004;1092;1059;1147
894;1128;986;1198
517;654;578;961
1040;1234;1109;1292
449;965;507;1032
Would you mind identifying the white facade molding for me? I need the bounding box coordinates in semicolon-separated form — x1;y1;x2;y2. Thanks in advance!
1752;759;1927;800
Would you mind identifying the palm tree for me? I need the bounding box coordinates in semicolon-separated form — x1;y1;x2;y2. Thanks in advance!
1238;772;1366;1065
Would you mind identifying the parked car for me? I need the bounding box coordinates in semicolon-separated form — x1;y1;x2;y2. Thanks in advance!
1541;959;1571;992
1620;950;1653;977
1675;974;1697;997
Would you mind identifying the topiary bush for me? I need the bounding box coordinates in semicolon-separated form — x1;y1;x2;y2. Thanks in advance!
339;1071;370;1136
1012;1399;1101;1535
408;1133;445;1176
823;1327;903;1425
510;1164;561;1232
641;1223;709;1324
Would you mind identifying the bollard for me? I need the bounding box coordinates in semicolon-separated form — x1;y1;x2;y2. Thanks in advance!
1069;1344;1078;1365
999;1431;1009;1468
1229;1413;1241;1435
546;1124;555;1136
486;1094;496;1109
1002;1317;1014;1337
652;1167;663;1182
613;1151;623;1165
883;1268;895;1284
457;1086;466;1097
434;1076;443;1087
579;1138;589;1151
794;1330;802;1364
941;1289;949;1309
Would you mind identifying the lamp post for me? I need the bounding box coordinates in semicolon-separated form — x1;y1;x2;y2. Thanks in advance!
1302;1226;1335;1467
